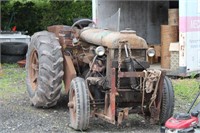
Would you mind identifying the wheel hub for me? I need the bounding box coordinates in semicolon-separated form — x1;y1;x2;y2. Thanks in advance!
29;49;39;91
69;89;76;123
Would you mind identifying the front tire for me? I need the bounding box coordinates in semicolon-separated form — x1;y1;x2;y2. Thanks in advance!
68;77;90;130
159;76;174;124
26;31;64;108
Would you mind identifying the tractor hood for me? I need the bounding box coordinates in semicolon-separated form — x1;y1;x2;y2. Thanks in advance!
79;28;148;49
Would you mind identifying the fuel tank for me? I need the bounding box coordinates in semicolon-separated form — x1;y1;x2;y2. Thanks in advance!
79;28;148;49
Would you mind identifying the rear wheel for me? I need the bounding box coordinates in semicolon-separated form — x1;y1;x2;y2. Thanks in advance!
26;31;64;108
68;77;90;130
159;76;174;124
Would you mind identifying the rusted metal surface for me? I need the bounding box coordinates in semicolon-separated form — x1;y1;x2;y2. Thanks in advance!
123;108;129;119
86;77;102;85
95;68;117;125
149;107;160;124
116;69;164;124
48;24;169;126
117;108;130;125
105;49;113;88
94;66;165;124
112;60;150;69
17;59;26;67
149;71;166;123
59;37;73;49
47;25;73;49
80;28;148;49
79;53;94;64
90;60;105;72
110;68;117;123
118;71;145;78
47;25;66;37
29;49;39;91
28;22;174;130
63;55;76;93
117;89;134;92
68;88;76;126
117;112;124;125
116;91;143;104
95;113;115;124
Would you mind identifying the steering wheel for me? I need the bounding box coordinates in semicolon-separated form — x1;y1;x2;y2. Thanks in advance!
70;19;97;45
71;19;97;30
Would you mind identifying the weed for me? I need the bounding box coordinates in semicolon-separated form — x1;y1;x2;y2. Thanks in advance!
190;72;197;79
1;64;200;111
172;78;200;103
0;64;26;99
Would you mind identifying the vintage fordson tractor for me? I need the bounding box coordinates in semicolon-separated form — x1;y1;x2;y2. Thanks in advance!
26;19;174;130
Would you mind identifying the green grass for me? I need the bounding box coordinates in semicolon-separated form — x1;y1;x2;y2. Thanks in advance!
1;64;200;106
172;78;200;103
0;64;26;99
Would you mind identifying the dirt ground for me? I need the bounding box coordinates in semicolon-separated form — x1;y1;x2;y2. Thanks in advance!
0;91;160;133
0;65;189;133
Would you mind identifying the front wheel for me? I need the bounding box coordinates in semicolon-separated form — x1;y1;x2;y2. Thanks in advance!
68;77;90;130
159;76;175;124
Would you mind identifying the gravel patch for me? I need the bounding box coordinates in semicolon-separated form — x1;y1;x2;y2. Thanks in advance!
0;92;160;133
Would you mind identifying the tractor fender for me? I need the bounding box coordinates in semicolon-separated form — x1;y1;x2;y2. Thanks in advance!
63;55;77;94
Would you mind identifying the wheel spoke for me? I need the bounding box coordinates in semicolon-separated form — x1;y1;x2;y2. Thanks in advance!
33;72;38;83
35;54;39;63
33;51;39;64
32;63;39;71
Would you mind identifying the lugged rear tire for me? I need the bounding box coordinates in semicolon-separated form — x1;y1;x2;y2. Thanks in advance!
26;31;64;108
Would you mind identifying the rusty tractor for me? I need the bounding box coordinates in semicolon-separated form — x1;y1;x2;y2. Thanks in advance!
26;19;174;130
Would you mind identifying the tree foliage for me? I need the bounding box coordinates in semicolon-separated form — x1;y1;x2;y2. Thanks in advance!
1;0;92;35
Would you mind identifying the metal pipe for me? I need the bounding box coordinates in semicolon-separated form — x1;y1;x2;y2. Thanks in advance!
124;44;129;58
85;55;98;78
